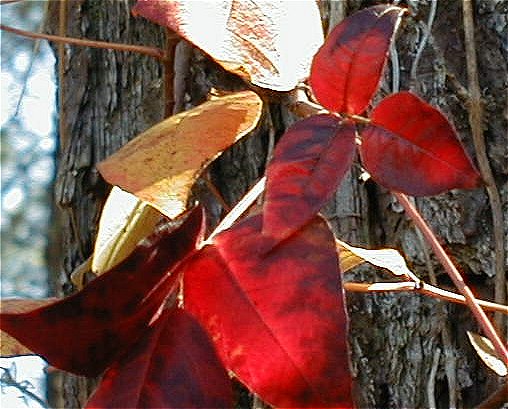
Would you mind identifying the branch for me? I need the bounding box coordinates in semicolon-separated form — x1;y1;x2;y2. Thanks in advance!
474;382;508;409
58;0;68;152
394;192;508;363
0;0;25;4
0;24;166;60
286;86;327;118
163;28;179;117
206;177;266;243
344;281;508;315
0;367;47;408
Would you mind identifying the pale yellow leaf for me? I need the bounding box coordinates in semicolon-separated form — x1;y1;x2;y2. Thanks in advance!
467;331;507;377
92;186;162;275
97;91;263;219
336;239;413;277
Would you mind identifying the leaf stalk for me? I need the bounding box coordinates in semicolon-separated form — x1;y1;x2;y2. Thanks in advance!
394;191;508;363
344;281;508;315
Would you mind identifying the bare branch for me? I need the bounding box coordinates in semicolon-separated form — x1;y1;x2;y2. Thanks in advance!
0;24;166;60
344;281;508;315
394;192;508;362
462;0;506;333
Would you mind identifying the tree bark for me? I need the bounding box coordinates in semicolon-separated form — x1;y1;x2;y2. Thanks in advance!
50;1;506;408
48;0;166;406
321;1;507;408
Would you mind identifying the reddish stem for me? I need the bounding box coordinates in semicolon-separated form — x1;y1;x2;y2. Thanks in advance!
0;24;166;60
394;192;508;362
0;0;25;4
343;281;508;314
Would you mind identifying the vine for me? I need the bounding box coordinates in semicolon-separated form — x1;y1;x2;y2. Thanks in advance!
1;2;506;408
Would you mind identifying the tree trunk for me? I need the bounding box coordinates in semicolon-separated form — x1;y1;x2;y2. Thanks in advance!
48;0;166;406
50;1;506;408
321;1;506;408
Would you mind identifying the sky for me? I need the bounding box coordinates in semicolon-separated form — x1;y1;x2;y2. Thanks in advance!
1;1;56;407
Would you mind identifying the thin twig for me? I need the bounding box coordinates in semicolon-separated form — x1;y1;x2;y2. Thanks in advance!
0;367;47;408
389;41;400;93
163;28;179;117
206;177;266;243
13;2;50;117
410;0;437;89
474;382;508;409
0;24;166;60
343;281;508;314
426;347;440;409
394;192;508;362
58;0;67;152
462;0;506;333
415;215;459;408
203;174;232;212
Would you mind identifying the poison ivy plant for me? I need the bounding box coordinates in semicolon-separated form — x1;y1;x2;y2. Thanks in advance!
1;3;494;409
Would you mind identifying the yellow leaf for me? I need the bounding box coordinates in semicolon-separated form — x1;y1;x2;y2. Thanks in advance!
336;239;413;277
97;91;263;219
0;299;56;357
132;1;324;91
467;331;507;377
92;186;162;275
336;241;365;272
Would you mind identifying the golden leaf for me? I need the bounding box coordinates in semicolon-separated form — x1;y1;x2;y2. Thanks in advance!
98;91;263;219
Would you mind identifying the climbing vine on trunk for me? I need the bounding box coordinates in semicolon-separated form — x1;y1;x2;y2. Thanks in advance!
1;2;506;408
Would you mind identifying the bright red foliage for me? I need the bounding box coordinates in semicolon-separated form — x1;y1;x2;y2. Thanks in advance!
86;308;232;409
0;207;205;377
1;3;487;409
360;92;482;196
263;115;356;241
183;214;352;408
310;5;405;114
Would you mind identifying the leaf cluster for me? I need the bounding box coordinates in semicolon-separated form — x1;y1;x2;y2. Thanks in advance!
1;2;502;409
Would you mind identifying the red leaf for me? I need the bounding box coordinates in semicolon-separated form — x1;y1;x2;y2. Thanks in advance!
263;115;356;241
86;308;232;409
0;207;205;377
310;5;405;114
360;91;482;196
183;215;352;408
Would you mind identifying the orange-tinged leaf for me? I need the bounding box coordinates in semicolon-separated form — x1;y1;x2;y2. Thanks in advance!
0;299;56;357
132;0;323;91
337;239;413;277
97;91;262;219
336;241;366;273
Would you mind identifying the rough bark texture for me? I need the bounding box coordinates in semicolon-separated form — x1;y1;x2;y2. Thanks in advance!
48;0;166;406
51;0;506;408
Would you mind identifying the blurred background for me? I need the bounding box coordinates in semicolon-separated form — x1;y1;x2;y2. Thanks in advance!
1;0;56;407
